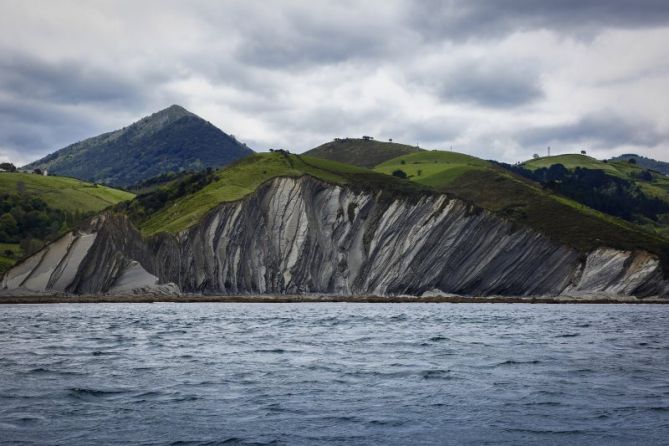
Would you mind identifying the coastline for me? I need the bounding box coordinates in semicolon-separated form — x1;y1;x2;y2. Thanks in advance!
0;294;667;304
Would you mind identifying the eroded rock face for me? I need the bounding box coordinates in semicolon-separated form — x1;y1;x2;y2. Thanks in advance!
3;177;668;297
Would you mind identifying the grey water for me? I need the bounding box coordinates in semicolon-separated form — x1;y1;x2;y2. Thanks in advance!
1;304;669;445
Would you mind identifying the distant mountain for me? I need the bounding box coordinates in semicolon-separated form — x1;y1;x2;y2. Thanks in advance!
610;154;669;175
305;138;423;168
24;105;254;187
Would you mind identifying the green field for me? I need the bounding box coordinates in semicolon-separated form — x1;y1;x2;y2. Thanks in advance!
374;150;490;187
523;154;621;174
304;139;423;168
0;172;135;213
138;152;428;235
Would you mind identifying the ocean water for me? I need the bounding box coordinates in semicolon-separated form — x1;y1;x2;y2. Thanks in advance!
1;303;668;446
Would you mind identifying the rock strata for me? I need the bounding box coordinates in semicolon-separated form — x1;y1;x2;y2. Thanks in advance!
3;177;667;298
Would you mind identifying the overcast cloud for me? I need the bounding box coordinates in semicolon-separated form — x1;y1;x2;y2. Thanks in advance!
1;0;668;165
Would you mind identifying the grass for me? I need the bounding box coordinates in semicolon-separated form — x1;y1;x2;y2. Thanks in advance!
139;152;429;236
524;155;669;194
0;172;134;213
305;139;423;168
523;154;621;174
0;243;22;274
374;150;490;186
522;153;669;238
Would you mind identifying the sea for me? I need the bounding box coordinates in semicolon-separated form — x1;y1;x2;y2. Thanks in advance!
1;303;668;445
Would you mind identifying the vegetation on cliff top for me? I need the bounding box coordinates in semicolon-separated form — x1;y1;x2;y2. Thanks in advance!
126;152;429;236
0;172;134;273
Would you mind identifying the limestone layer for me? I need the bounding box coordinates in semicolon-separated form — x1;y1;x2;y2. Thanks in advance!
3;177;667;298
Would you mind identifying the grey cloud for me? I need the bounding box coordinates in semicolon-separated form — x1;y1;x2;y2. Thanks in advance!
0;100;106;163
407;0;669;41
0;55;149;107
434;62;543;108
222;2;403;69
517;114;667;149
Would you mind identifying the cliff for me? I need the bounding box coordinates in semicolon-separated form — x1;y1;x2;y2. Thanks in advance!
3;177;668;298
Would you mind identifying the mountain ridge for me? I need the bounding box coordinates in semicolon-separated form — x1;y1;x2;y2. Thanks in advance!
24;105;254;187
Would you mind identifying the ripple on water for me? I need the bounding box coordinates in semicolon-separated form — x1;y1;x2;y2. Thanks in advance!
0;303;668;446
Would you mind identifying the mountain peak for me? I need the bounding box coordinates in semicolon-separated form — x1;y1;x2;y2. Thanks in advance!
24;105;253;187
157;104;194;118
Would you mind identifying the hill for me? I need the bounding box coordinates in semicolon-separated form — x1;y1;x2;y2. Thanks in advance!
8;149;669;298
24;105;254;187
120;151;429;236
0;172;134;272
373;150;669;268
521;154;669;238
304;138;423;168
610;154;669;176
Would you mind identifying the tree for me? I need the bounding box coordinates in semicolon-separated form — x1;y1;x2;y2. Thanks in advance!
628;158;637;164
533;153;539;159
0;162;16;172
581;150;587;155
0;213;18;237
392;169;407;179
33;168;42;175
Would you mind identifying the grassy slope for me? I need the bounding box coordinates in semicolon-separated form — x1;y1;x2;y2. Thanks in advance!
0;172;134;213
304;139;423;168
0;173;134;274
523;155;669;196
139;152;428;236
375;151;490;186
523;154;669;237
375;151;669;268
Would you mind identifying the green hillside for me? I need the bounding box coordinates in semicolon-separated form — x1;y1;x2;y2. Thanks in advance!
374;150;669;269
523;154;669;198
521;154;669;237
0;172;134;212
24;105;254;188
524;154;617;172
0;172;134;273
375;151;491;187
124;152;428;236
305;138;423;168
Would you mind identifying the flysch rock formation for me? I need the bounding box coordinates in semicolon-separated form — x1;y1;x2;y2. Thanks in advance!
2;176;668;298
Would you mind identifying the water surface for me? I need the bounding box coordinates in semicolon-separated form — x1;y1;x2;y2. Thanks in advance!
1;303;668;445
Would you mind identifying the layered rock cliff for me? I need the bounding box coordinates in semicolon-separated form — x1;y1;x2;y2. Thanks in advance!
3;177;668;298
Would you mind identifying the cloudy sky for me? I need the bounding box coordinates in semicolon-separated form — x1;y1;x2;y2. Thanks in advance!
1;0;669;165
